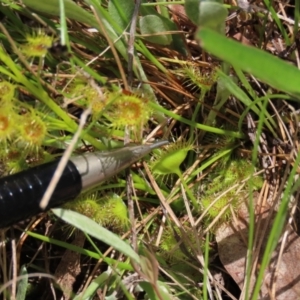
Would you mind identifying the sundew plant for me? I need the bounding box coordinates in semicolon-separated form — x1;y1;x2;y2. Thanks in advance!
0;0;300;299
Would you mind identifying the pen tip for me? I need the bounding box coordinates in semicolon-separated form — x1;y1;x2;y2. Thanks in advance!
149;140;169;150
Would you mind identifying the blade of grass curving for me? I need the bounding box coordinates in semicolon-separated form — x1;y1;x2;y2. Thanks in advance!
27;230;134;270
52;208;141;263
197;28;300;99
216;71;277;137
238;93;292;134
215;71;260;116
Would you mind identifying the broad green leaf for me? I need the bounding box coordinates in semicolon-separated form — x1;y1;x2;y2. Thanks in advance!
140;0;160;16
139;15;172;45
185;0;227;30
197;27;300;99
198;1;227;31
52;208;140;263
108;0;135;31
184;0;200;25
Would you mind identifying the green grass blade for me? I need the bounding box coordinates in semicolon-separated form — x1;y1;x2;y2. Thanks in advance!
26;230;133;270
217;70;277;136
197;27;300;99
58;0;69;47
52;208;141;264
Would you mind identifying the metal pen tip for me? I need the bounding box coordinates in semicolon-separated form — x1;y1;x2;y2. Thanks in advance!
149;140;169;150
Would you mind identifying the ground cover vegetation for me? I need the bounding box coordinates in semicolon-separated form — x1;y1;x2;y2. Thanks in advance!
0;0;300;299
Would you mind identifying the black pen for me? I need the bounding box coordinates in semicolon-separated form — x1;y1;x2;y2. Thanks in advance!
0;140;168;228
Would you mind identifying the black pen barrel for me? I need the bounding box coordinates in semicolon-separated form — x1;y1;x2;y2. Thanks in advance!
0;141;169;228
0;160;82;228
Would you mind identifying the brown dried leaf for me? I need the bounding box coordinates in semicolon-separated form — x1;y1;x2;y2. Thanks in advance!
216;201;300;299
